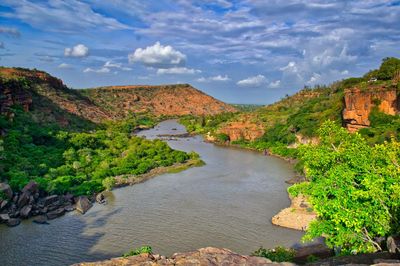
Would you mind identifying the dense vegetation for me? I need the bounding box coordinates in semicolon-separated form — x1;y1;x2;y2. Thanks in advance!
289;121;400;254
0;107;199;196
179;112;238;135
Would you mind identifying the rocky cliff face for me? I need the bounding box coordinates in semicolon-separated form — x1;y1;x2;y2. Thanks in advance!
80;84;236;118
218;117;265;141
343;86;399;132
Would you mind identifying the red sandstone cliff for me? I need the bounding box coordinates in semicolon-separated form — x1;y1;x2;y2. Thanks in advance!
342;86;399;132
218;115;265;141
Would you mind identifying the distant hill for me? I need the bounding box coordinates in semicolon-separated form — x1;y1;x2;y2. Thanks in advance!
0;67;236;128
79;84;236;119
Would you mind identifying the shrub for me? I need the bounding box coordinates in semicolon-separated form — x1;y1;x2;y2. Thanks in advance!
123;246;152;257
252;246;295;262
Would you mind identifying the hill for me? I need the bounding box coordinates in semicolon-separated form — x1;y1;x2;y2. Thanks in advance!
79;84;236;118
180;57;400;153
0;67;236;128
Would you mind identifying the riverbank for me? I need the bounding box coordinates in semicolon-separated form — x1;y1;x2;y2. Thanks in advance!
114;158;204;187
0;155;204;228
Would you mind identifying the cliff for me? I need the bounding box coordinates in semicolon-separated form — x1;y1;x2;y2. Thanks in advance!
343;85;399;132
218;115;265;141
80;84;236;118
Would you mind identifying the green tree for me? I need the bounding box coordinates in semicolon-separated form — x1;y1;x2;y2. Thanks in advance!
290;121;400;254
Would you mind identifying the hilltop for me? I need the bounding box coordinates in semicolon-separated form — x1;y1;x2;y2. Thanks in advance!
79;84;236;118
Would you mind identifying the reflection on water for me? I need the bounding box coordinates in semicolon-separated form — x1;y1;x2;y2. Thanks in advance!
0;120;303;266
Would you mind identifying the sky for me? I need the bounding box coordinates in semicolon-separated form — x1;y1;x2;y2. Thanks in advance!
0;1;399;104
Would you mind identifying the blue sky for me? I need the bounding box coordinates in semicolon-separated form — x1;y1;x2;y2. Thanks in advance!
0;0;399;104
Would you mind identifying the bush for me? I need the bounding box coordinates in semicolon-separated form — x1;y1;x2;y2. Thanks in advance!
123;246;152;257
252;246;295;262
102;177;115;191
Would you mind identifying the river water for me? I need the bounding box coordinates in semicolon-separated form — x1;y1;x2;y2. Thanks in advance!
0;120;303;266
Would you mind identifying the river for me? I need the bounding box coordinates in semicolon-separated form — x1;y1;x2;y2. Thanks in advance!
0;120;303;266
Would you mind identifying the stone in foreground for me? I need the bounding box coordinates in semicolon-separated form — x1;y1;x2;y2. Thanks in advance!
72;247;281;266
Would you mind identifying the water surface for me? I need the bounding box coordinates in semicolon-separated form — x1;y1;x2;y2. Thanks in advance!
0;120;303;265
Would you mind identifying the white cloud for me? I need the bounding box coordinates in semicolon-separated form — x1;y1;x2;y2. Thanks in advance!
237;75;266;87
269;80;281;88
306;73;322;85
128;42;186;68
58;63;72;69
104;61;132;71
83;67;110;73
157;67;200;75
65;44;89;57
197;74;230;82
280;61;298;73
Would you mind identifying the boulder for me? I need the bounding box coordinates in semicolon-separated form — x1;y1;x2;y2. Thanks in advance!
43;195;59;206
387;236;400;254
76;196;92;214
17;191;31;208
64;204;75;212
0;213;10;222
33;215;48;224
20;205;32;218
0;183;13;199
6;218;21;227
22;181;38;194
63;193;74;203
96;193;106;204
0;199;8;210
46;207;65;220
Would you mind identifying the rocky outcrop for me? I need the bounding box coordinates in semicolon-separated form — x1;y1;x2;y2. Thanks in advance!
272;195;316;231
218;116;265;141
73;247;281;266
343;86;399;132
0;181;86;227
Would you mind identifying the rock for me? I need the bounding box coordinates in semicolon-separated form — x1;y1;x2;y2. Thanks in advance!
17;191;31;208
12;194;18;203
0;183;13;199
0;199;8;210
46;207;65;220
33;215;48;224
272;195;317;231
218;116;265;141
0;213;10;222
43;195;59;206
387;236;400;254
64;204;75;212
293;242;333;263
6;218;21;227
71;247;275;266
63;193;74;203
22;181;38;194
20;205;32;218
343;87;398;132
75;196;92;214
96;193;106;204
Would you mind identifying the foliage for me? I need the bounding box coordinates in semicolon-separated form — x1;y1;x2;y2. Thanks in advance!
123;245;153;257
376;57;400;80
1;108;195;196
179;112;238;134
252;246;295;262
291;121;400;254
359;108;400;145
